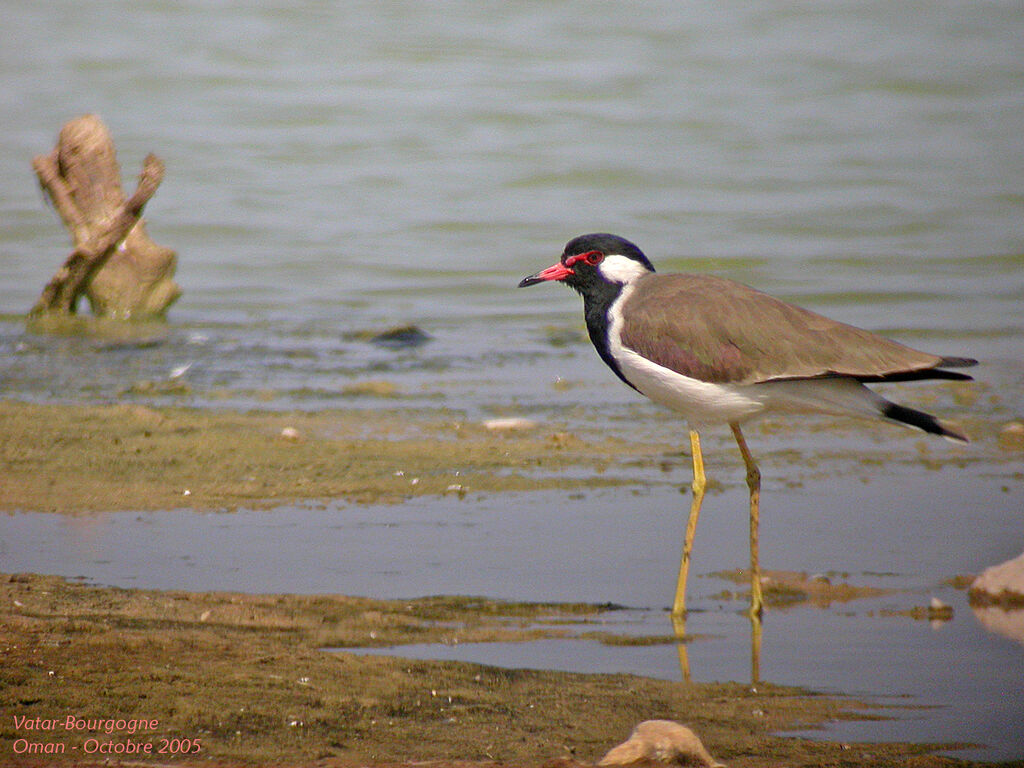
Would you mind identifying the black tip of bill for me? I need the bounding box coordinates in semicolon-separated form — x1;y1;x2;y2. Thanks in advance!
518;274;544;288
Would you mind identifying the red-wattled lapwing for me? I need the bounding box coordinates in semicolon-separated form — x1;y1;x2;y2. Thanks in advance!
519;233;976;618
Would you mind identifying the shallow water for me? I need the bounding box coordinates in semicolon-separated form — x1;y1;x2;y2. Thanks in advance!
3;465;1023;759
2;0;1024;761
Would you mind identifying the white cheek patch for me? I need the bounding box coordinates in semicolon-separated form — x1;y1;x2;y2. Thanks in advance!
597;254;650;285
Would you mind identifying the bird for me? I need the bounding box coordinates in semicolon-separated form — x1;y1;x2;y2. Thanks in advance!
519;233;976;618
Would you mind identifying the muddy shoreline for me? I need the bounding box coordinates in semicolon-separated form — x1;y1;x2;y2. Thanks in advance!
1;572;988;767
0;399;1014;766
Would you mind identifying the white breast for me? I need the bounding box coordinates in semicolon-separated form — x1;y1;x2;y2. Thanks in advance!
605;283;767;428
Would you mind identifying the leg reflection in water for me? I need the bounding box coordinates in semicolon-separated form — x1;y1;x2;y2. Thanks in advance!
671;608;763;685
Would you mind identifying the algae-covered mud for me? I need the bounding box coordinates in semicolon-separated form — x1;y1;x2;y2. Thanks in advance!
0;572;993;767
0;395;1013;517
0;400;662;514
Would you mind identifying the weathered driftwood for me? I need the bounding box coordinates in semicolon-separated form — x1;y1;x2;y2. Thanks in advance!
31;114;181;319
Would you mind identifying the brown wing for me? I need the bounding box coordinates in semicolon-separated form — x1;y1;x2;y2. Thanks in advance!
618;273;956;385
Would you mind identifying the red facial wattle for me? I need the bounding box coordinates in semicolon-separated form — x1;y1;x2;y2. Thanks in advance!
518;250;604;288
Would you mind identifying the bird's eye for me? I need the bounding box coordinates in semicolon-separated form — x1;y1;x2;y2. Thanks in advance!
584;251;604;266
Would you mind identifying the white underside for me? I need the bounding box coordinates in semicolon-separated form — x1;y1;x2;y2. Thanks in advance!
605;282;887;429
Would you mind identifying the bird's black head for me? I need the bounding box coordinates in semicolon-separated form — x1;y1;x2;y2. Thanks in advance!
517;233;656;295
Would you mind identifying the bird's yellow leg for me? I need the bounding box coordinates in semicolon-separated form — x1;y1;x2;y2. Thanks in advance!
670;612;691;682
730;422;763;618
749;610;763;686
673;429;706;616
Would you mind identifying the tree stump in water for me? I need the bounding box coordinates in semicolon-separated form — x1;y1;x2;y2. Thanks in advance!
30;114;181;319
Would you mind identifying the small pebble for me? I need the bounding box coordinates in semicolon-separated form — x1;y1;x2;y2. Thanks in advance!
998;422;1024;452
927;597;953;621
482;418;537;432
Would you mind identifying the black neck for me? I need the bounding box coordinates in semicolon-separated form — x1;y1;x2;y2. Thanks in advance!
579;281;639;392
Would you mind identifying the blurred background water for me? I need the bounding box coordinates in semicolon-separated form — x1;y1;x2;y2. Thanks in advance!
1;0;1023;761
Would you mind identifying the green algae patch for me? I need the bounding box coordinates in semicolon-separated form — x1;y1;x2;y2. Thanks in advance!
1;572;982;767
707;569;896;608
1;395;1011;515
0;400;656;514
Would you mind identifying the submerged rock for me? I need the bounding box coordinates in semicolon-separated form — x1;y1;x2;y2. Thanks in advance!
342;380;400;398
369;324;432;349
599;720;725;768
343;324;433;348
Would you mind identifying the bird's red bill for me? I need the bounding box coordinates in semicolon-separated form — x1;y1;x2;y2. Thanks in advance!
535;263;573;280
518;262;574;287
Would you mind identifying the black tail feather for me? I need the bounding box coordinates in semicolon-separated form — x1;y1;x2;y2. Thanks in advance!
883;402;969;443
861;368;974;383
857;357;978;384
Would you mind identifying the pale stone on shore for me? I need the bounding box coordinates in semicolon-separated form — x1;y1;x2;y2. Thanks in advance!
970;550;1024;607
598;720;725;768
482;417;538;431
998;421;1024;451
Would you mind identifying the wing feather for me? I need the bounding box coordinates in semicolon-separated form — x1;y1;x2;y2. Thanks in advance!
617;273;967;385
